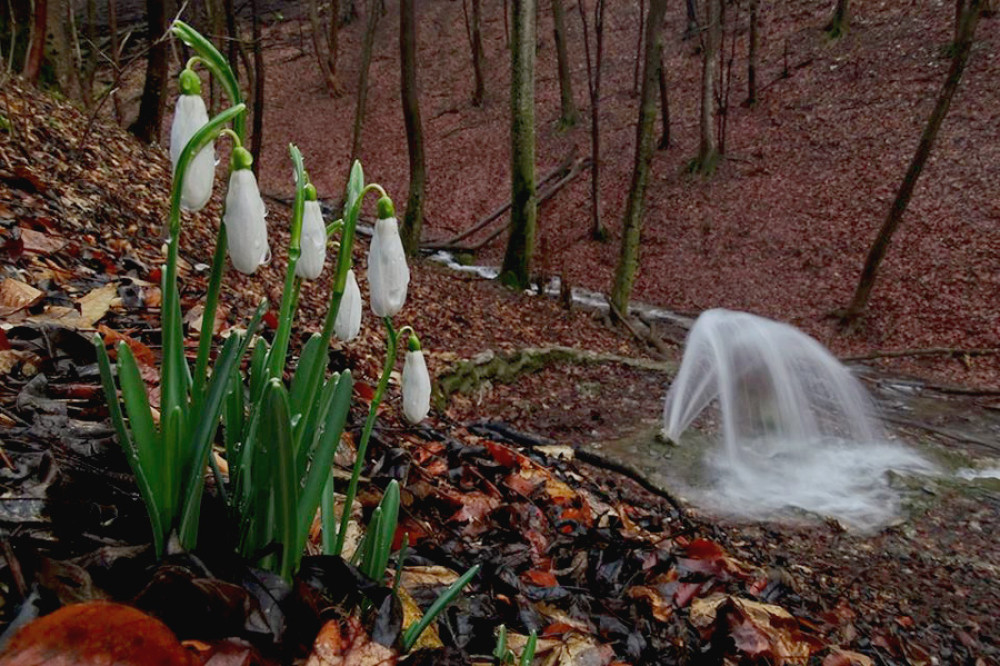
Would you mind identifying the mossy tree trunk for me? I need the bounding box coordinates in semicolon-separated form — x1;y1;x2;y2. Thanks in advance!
694;0;720;173
577;0;607;240
128;0;169;144
399;0;425;256
501;0;537;289
842;0;982;323
610;0;667;317
551;0;577;126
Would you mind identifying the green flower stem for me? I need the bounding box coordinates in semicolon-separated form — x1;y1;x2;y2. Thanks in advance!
267;145;307;380
331;315;396;556
164;104;245;429
319;183;388;347
172;20;244;138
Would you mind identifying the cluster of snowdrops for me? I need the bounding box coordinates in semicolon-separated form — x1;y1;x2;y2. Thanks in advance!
93;22;514;656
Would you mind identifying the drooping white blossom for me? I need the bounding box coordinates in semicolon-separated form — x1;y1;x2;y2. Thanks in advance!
169;94;215;212
401;347;431;423
296;200;327;280
367;216;409;317
334;269;362;342
222;167;269;274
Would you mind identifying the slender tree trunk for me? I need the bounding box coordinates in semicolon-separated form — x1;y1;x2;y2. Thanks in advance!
399;0;425;256
250;0;264;174
347;0;379;176
695;0;720;172
327;0;342;93
954;0;967;43
611;0;667;318
684;0;698;39
82;0;98;110
223;0;239;81
23;0;47;83
843;0;982;322
747;0;758;105
578;0;606;240
309;0;342;95
657;52;670;149
501;0;537;289
129;0;169;144
107;0;124;122
632;0;644;96
551;0;576;126
471;0;485;105
825;0;850;38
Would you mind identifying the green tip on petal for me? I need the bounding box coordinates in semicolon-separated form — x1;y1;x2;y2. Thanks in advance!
231;146;253;171
179;68;201;96
377;196;395;220
407;333;421;352
305;183;318;201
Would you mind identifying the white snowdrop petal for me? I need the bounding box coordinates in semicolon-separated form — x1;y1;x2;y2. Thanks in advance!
170;94;215;212
334;269;363;342
223;169;270;274
367;217;410;317
402;350;431;424
296;200;327;279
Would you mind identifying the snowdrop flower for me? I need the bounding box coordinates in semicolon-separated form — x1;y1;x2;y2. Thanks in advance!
296;188;327;279
367;198;409;317
169;68;215;212
401;334;430;423
222;147;269;274
334;269;362;342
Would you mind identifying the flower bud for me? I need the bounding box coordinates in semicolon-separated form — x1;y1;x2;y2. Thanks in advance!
296;200;326;280
401;338;430;423
169;73;215;212
334;269;362;342
222;154;269;274
367;208;409;318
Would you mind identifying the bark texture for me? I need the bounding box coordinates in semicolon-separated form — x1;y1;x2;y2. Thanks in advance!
610;0;667;316
399;0;425;256
501;0;537;289
843;0;982;321
695;0;720;172
128;0;169;144
551;0;577;126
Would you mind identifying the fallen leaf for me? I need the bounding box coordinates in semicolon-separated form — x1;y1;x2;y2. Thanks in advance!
0;278;44;315
76;283;120;328
397;585;443;651
823;649;875;666
305;617;397;666
19;226;68;255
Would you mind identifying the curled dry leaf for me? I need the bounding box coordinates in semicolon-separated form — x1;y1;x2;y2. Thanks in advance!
305;617;397;666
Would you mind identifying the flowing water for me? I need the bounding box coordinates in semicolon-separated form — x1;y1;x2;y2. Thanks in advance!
663;309;932;530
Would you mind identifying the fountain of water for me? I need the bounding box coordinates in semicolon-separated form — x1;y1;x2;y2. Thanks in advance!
663;309;931;530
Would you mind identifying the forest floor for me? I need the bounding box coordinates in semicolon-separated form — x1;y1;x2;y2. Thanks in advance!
2;0;1000;663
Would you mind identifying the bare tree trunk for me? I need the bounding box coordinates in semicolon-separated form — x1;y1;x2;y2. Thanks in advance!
694;0;720;172
250;0;264;174
129;0;169;144
578;0;607;240
842;0;982;323
657;51;670;149
684;0;699;39
825;0;850;38
632;0;644;96
551;0;576;126
23;0;47;83
309;0;342;95
223;0;240;81
347;0;379;177
471;0;485;105
107;0;124;122
611;0;667;317
399;0;425;256
327;0;342;93
81;0;98;110
954;0;967;44
500;0;537;289
747;0;758;105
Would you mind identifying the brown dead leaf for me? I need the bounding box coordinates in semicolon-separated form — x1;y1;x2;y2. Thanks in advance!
0;349;42;376
76;283;120;328
0;278;43;315
823;649;874;666
19;227;68;255
305;617;396;666
397;585;442;651
627;585;675;622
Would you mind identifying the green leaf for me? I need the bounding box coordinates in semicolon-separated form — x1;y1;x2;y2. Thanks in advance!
519;631;538;666
178;332;244;549
366;480;399;584
401;564;480;652
296;371;352;544
346;160;364;216
223;362;244;474
115;343;159;488
294;370;341;482
260;379;298;580
249;338;270;407
321;475;336;555
94;337;164;556
289;333;325;419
